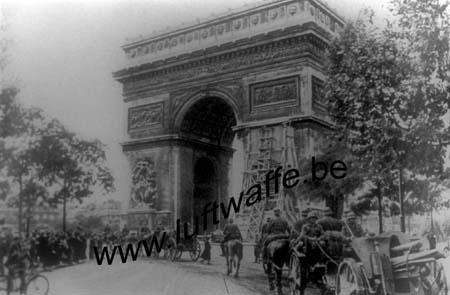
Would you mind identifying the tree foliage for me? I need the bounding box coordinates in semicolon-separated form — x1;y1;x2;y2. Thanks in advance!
324;0;450;227
0;88;115;234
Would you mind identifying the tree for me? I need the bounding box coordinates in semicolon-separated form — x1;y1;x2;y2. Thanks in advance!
38;122;114;231
325;2;450;232
297;134;365;218
0;88;50;235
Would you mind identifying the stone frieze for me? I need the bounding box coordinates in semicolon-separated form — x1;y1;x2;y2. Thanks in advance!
121;0;344;67
250;76;299;110
123;35;324;94
128;102;164;131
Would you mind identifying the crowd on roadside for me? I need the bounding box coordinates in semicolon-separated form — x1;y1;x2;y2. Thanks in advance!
0;224;165;274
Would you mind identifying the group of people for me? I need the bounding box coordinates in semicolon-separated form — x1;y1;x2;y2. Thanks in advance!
0;227;95;294
218;207;365;266
250;207;365;264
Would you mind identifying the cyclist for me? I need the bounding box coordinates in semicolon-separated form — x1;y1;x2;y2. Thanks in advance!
5;237;31;295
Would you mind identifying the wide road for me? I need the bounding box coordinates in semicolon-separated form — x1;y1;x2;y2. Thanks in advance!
45;243;274;295
43;242;450;295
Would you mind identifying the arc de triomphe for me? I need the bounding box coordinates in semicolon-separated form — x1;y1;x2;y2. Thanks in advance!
113;0;345;235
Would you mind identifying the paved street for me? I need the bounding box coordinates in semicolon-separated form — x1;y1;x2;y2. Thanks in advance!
44;243;274;295
42;242;450;295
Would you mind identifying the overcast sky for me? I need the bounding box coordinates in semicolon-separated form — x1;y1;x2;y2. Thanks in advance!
3;0;391;205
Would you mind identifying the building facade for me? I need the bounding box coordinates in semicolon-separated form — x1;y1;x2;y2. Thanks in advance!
114;0;345;236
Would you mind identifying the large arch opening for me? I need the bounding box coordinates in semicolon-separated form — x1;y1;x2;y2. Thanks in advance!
180;97;237;146
179;96;238;233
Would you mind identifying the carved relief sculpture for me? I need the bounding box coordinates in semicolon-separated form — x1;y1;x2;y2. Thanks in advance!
128;102;164;131
130;158;159;209
250;76;299;111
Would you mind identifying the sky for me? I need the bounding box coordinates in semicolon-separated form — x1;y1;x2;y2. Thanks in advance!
3;0;392;206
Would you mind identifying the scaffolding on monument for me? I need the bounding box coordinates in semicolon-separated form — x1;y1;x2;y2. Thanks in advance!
241;122;299;241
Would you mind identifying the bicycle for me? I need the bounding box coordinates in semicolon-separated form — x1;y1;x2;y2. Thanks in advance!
0;265;49;295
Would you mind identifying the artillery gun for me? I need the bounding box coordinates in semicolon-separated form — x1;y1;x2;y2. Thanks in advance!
289;231;448;295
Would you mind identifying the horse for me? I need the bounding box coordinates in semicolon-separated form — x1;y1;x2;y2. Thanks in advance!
265;237;291;295
224;239;243;277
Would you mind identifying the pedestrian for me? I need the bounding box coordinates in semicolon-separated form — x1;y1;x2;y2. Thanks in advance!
428;231;437;250
199;236;211;264
254;234;261;263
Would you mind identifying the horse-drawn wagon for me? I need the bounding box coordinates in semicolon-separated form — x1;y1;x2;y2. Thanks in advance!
167;235;202;262
289;231;448;295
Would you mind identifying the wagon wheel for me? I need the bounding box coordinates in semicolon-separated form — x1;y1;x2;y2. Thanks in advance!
168;244;177;261
174;244;184;260
335;258;366;295
189;240;201;261
431;260;448;295
26;275;49;295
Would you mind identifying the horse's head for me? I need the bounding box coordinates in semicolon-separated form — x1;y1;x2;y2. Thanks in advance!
267;238;290;261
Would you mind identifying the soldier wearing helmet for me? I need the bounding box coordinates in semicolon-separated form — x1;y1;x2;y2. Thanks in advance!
317;207;342;232
299;211;324;240
342;211;365;238
220;218;242;256
262;208;290;261
266;208;290;236
290;208;309;240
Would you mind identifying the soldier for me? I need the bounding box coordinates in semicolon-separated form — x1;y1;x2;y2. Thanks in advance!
5;237;31;295
254;233;261;263
317;207;342;232
299;211;324;240
261;217;271;240
259;217;271;248
299;211;326;293
220;218;242;256
262;208;290;261
291;208;309;241
342;212;365;238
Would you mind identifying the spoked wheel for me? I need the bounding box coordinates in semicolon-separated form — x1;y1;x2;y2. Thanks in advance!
432;261;448;295
175;245;183;260
189;240;201;261
168;246;177;261
26;275;49;295
335;258;366;295
289;254;302;295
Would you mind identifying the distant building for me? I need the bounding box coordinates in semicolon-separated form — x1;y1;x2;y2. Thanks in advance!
68;199;127;231
0;204;60;232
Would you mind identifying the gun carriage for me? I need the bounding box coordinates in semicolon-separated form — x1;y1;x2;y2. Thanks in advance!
167;235;201;262
289;231;448;295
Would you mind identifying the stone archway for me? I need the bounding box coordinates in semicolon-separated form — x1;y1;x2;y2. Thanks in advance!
193;157;217;234
177;96;237;232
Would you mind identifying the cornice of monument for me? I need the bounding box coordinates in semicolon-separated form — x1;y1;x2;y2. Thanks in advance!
123;0;345;46
114;25;330;91
114;0;345;75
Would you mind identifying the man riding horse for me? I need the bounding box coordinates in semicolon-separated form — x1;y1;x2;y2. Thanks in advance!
293;211;327;294
262;208;291;294
221;218;243;277
220;218;242;256
263;209;290;258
